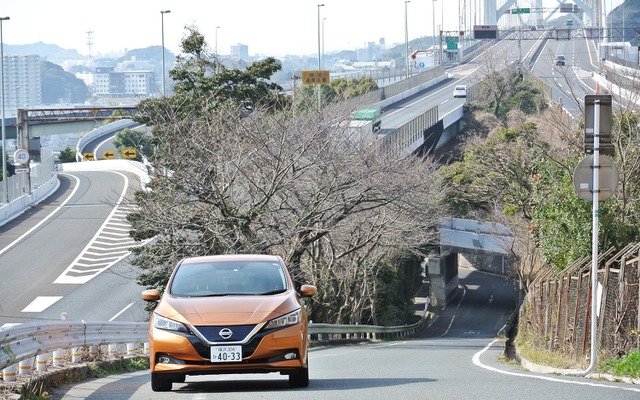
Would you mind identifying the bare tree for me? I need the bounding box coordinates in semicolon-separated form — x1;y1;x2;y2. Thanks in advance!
130;97;450;323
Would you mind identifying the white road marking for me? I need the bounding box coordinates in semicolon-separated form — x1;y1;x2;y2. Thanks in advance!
0;175;81;257
439;286;466;337
54;171;149;284
21;296;63;312
109;302;135;321
473;339;640;393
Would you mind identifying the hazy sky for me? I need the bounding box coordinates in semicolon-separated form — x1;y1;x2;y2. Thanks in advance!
1;0;626;58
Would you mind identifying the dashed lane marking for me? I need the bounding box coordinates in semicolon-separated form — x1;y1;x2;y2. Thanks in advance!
21;296;63;312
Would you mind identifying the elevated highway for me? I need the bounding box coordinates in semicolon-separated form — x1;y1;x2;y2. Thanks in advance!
2;107;137;141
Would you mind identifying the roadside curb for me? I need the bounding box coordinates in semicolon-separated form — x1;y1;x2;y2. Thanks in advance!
516;352;640;385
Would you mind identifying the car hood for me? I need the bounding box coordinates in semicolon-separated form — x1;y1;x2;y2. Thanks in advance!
156;291;299;326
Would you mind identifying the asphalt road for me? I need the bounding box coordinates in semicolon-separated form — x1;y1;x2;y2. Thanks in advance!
49;268;640;399
0;167;149;328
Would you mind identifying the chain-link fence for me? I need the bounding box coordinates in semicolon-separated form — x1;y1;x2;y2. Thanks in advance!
521;243;640;359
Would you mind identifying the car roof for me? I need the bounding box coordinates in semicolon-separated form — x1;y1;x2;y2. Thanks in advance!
180;254;283;264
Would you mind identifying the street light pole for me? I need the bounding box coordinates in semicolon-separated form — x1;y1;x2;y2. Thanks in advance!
215;26;220;56
214;26;220;75
160;10;171;97
317;4;324;109
404;1;410;79
317;4;324;72
432;0;437;68
440;0;444;65
0;17;9;204
322;17;326;69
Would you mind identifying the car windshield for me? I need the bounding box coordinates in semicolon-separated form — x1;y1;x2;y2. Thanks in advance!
170;260;288;297
455;86;466;91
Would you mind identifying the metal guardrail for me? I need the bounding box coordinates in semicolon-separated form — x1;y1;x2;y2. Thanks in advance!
0;321;149;372
308;317;427;342
1;305;430;375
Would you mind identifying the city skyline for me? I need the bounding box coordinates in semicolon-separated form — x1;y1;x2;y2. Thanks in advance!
1;0;626;59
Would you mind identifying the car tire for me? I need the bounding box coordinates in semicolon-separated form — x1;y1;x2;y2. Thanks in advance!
289;367;309;388
151;373;173;392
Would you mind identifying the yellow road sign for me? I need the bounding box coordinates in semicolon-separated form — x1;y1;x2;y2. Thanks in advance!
83;152;94;161
122;148;137;159
103;150;115;159
301;70;330;85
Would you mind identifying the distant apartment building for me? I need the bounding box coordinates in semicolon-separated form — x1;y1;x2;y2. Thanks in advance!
93;66;156;98
356;42;382;62
230;44;249;60
1;55;42;113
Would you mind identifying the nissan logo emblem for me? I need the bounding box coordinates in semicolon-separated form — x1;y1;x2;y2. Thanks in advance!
219;328;233;340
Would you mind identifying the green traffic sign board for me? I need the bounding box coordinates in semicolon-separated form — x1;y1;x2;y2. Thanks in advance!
511;8;530;14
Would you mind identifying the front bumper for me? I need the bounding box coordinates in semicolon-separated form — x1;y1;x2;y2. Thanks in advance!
149;323;308;375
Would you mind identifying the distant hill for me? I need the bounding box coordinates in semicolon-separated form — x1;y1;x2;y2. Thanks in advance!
4;42;177;66
41;61;91;104
4;42;84;63
117;46;175;64
609;0;640;45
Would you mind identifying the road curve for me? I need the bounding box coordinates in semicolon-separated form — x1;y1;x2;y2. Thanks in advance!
50;269;640;399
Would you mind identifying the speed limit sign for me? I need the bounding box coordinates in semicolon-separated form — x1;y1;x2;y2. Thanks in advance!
13;149;29;165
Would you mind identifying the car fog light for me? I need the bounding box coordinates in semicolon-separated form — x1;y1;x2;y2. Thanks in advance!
284;352;297;360
158;356;172;364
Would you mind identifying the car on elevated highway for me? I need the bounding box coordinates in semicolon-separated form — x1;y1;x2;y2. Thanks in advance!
142;254;317;392
453;85;467;98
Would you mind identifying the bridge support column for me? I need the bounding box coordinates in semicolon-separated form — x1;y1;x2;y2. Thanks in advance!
426;253;459;307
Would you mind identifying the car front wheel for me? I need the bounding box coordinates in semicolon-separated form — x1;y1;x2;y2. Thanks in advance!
151;373;173;392
289;366;309;388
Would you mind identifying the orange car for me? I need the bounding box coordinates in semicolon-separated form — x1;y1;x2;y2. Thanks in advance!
141;254;317;392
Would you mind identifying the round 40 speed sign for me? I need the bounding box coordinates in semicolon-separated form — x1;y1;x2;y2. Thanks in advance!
13;149;30;165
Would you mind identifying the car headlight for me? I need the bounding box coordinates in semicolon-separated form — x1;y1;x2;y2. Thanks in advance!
265;309;301;329
153;313;190;333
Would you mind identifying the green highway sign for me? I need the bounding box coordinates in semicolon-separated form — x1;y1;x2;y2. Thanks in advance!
511;8;530;14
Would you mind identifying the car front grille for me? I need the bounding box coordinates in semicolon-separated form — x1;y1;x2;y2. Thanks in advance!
193;324;256;343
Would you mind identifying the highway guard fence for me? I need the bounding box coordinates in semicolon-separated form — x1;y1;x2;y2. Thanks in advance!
335;65;446;114
380;106;439;159
1;148;55;203
603;62;640;93
0;148;58;225
1;299;430;380
520;243;640;361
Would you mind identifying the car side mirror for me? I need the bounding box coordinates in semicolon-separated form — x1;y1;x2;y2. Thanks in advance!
142;289;161;302
298;284;317;298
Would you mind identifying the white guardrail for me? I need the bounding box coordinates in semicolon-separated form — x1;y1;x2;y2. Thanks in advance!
1;305;430;381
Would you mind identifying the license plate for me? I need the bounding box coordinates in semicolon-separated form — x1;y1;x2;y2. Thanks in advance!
211;346;242;363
